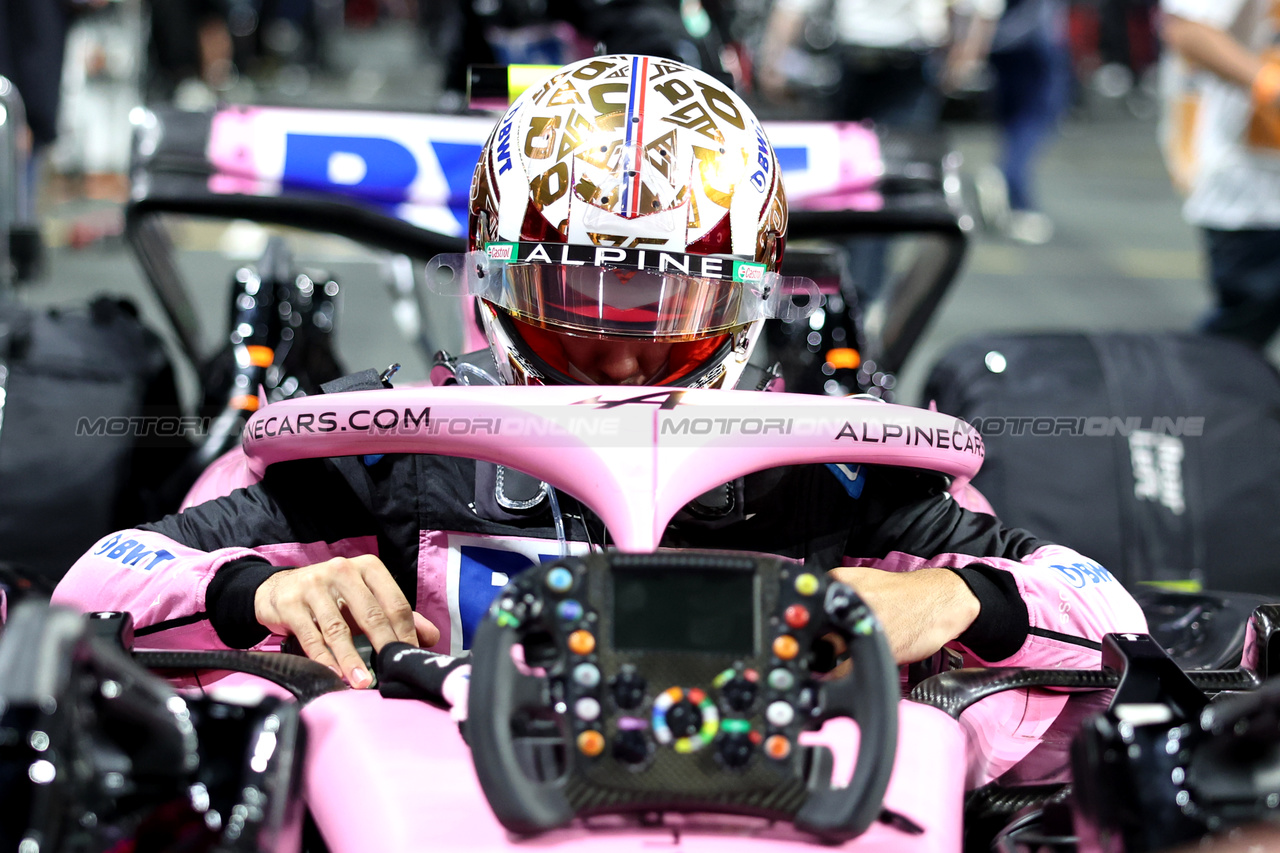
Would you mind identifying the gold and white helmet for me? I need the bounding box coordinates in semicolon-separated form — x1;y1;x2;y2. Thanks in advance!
431;54;812;387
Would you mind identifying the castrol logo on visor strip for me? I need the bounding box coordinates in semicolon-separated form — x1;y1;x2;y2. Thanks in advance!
486;243;517;261
485;54;779;258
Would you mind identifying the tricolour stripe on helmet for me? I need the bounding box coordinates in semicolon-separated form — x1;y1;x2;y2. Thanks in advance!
621;55;650;219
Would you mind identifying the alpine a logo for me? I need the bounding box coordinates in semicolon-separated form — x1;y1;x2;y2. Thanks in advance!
486;241;764;283
574;390;685;409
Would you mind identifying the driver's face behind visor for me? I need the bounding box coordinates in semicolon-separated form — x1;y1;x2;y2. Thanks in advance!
510;316;729;386
557;333;675;385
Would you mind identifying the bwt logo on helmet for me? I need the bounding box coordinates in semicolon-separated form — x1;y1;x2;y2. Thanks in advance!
749;123;772;191
494;115;515;176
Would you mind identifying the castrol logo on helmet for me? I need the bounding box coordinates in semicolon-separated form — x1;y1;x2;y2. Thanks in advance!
471;55;786;267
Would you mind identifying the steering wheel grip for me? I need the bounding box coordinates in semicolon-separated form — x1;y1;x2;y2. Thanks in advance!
468;613;573;834
794;582;900;842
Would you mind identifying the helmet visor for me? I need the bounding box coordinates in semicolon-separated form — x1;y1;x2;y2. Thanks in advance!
506;315;731;385
427;243;819;340
503;261;754;339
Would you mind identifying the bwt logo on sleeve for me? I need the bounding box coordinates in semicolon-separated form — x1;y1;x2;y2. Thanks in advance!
1052;561;1116;589
93;534;176;571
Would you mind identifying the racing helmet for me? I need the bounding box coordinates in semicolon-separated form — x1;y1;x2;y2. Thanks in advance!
429;54;813;387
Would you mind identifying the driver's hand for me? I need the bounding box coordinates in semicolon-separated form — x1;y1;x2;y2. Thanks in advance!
826;566;980;665
253;555;441;688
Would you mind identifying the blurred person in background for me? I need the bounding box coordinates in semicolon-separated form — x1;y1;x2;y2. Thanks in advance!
148;0;324;108
756;0;1006;132
1159;0;1280;348
981;0;1072;244
756;0;1004;303
1095;0;1161;102
148;0;235;107
436;0;737;105
0;0;70;217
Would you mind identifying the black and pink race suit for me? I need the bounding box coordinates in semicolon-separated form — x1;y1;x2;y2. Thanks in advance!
52;450;1146;669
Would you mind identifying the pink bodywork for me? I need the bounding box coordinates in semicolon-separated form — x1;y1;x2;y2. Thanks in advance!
300;690;964;853
204;107;886;224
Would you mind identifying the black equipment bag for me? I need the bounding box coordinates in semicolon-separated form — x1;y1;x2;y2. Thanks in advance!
924;332;1280;595
0;296;188;587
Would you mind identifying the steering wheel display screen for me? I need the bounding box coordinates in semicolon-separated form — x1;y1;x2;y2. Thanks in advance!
612;568;756;654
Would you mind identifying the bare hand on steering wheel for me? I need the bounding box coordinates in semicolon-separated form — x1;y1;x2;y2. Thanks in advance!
826;566;980;665
253;554;441;688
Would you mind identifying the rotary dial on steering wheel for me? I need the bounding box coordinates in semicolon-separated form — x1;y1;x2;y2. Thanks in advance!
652;686;719;752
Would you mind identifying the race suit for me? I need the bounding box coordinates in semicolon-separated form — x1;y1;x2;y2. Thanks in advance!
52;448;1148;668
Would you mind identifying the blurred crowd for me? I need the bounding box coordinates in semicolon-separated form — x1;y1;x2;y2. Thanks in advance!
6;0;1280;348
1;1;1163;173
